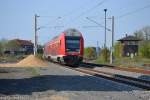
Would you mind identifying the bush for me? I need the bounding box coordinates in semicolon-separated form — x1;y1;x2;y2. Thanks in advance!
114;42;123;58
35;53;44;60
97;47;110;63
84;47;96;60
139;41;150;58
0;42;2;55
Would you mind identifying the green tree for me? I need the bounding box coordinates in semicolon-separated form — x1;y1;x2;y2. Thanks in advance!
84;47;96;60
0;39;8;55
139;40;150;58
134;26;150;58
99;47;110;62
0;42;2;55
5;40;20;51
114;42;123;58
37;44;44;54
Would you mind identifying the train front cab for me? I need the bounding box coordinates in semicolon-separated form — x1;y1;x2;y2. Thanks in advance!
62;29;84;66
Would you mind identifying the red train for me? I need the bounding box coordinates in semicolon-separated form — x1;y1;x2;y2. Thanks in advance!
43;28;84;66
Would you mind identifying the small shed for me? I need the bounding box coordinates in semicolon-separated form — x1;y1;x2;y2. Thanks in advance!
118;35;141;57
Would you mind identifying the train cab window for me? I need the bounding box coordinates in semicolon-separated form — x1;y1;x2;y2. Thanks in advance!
65;37;80;52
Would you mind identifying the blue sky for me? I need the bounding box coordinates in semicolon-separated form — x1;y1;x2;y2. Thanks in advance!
0;0;150;47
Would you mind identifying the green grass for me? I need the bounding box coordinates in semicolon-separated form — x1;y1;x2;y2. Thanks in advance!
35;53;44;60
95;57;109;64
95;56;150;70
26;67;40;76
0;55;25;62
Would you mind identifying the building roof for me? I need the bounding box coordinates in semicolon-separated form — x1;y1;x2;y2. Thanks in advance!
12;39;33;46
118;35;141;41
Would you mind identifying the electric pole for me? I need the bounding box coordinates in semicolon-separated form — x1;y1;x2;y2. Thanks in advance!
96;41;99;58
104;9;107;62
110;16;114;64
34;14;39;55
104;9;107;48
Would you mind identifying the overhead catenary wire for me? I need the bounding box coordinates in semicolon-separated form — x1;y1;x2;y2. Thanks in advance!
82;25;104;28
117;4;150;19
75;0;108;19
38;16;62;30
86;3;150;20
35;0;109;30
63;0;108;25
34;0;112;32
86;17;111;31
62;0;94;17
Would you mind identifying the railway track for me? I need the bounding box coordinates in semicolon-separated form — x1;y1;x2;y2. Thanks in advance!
62;65;150;90
81;62;150;74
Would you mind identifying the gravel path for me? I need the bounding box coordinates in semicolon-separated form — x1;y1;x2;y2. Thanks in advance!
0;62;149;100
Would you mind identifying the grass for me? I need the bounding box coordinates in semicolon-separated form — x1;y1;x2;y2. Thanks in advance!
0;54;44;63
0;55;26;62
95;56;150;70
35;53;44;60
26;67;40;76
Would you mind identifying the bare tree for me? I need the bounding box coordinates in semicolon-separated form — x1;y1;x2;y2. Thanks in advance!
134;26;150;58
0;38;8;55
134;26;150;40
142;26;150;40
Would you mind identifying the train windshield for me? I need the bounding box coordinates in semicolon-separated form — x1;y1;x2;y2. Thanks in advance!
66;37;80;52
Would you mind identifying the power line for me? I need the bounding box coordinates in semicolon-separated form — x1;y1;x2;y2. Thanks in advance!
82;25;103;28
38;15;60;18
62;0;94;17
60;0;108;26
35;0;108;31
39;17;62;29
75;0;108;19
86;17;111;31
117;4;150;19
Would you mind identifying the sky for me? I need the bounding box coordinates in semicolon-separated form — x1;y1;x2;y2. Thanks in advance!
0;0;150;47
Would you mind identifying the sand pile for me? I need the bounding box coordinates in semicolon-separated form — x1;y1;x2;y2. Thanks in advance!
16;55;48;67
0;55;48;67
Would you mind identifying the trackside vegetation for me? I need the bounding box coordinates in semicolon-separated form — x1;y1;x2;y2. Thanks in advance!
84;26;150;69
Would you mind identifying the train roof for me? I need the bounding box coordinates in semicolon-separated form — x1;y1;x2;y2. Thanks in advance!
44;28;82;46
63;28;82;36
52;36;59;40
52;28;81;40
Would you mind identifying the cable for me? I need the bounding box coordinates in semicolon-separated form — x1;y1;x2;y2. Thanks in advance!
38;15;60;18
86;17;111;31
39;17;62;29
117;4;150;19
82;25;103;28
63;0;108;26
75;0;108;19
62;0;94;17
36;0;108;31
